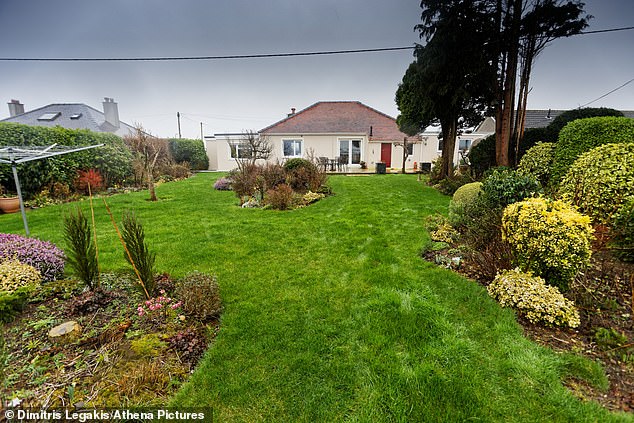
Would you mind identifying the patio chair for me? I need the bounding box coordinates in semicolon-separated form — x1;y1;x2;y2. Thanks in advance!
318;157;329;172
337;156;348;172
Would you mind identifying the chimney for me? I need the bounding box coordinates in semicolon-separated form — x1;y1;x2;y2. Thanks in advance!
102;97;120;128
8;99;24;117
287;107;296;117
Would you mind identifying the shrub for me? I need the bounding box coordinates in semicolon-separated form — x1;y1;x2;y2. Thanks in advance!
0;259;41;292
0;287;33;323
260;163;286;190
546;107;623;142
480;168;542;209
0;233;65;282
265;184;295;210
487;268;580;328
63;207;99;290
502;197;593;291
430;222;458;243
67;288;120;316
610;198;634;262
283;158;314;172
230;163;261;201
168;138;209;170
433;172;474;196
213;177;232;191
448;182;482;226
516;127;550;162
0;124;133;198
301;191;325;206
174;272;221;322
120;212;156;297
468;134;496;178
558;143;634;225
75;169;104;194
517;142;556;188
551;116;634;185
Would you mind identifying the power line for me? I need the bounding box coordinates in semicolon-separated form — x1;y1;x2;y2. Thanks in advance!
0;46;414;62
0;26;629;63
578;26;634;35
578;77;634;108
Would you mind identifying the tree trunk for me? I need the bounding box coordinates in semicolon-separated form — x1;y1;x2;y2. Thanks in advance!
440;118;457;179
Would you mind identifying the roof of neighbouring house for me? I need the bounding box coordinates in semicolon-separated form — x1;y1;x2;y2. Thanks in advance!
0;103;136;137
523;109;634;129
260;101;416;141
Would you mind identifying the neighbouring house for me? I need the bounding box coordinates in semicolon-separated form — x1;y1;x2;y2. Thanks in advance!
205;101;421;172
1;98;137;137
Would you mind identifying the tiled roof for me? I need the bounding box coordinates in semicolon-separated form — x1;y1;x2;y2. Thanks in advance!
0;103;136;137
260;101;415;141
523;109;634;129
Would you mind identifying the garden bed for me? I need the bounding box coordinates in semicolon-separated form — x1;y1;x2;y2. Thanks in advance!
1;273;219;409
423;246;634;413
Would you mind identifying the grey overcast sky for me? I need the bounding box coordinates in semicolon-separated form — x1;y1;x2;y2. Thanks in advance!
0;0;632;139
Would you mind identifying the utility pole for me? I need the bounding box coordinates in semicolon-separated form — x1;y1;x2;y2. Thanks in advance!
200;122;203;141
177;112;182;138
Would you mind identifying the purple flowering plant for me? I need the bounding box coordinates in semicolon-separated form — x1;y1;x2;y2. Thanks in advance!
0;233;65;282
213;177;232;191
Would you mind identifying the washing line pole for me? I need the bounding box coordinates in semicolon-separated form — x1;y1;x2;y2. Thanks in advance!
10;161;29;236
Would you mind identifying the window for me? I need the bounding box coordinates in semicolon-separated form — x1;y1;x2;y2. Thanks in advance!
406;142;414;156
459;139;472;151
437;138;444;152
229;143;252;159
339;139;362;164
283;139;302;157
70;113;83;120
37;112;61;121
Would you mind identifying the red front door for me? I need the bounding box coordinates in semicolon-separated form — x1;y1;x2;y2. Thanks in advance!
380;143;392;167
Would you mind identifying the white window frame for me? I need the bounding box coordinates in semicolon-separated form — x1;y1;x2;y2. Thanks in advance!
459;139;472;152
282;139;303;158
229;142;252;159
338;138;363;165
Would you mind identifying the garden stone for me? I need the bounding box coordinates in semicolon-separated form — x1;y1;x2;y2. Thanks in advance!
48;321;82;345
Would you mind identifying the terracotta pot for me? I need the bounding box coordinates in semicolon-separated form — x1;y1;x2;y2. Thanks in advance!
0;196;20;213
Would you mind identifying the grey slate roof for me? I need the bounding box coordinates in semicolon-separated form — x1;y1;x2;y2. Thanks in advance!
523;109;634;129
0;103;136;137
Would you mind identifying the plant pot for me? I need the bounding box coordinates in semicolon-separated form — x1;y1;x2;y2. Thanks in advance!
0;197;20;214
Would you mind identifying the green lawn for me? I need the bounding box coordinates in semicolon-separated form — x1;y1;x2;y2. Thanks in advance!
1;173;630;422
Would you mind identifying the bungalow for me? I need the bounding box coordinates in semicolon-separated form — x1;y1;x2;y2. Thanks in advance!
206;101;420;172
1;98;137;137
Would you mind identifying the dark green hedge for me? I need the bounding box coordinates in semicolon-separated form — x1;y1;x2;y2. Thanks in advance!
551;116;634;185
168;138;209;170
0;123;133;198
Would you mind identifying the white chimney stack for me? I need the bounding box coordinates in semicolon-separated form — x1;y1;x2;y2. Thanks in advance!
102;97;120;128
8;99;25;117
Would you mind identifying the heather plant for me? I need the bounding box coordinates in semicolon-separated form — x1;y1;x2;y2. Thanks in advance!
213;177;232;191
487;268;580;328
558;143;634;225
120;212;156;297
301;191;325;206
0;233;65;281
63;207;99;290
502;197;593;291
175;272;221;322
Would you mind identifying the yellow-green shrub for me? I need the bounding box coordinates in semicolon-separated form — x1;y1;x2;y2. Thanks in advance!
0;259;42;293
487;268;580;328
517;142;555;187
448;182;482;226
502;197;593;290
558;143;634;225
430;222;458;243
